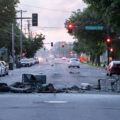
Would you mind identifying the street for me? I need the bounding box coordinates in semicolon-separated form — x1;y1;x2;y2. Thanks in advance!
0;94;120;120
0;58;106;89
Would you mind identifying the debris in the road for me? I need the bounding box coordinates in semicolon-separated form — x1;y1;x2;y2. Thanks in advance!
97;76;120;92
80;83;91;90
45;83;55;92
10;87;32;93
68;85;80;91
0;83;10;92
22;74;46;85
11;82;25;88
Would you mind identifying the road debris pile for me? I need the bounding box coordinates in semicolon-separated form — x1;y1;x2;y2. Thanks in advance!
2;74;120;93
0;79;93;93
97;75;120;92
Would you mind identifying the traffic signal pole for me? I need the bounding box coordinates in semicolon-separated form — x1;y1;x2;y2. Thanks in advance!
107;26;111;65
107;45;110;65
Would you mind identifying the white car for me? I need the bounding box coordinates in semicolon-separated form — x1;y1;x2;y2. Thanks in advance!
1;61;8;75
0;62;6;76
20;59;32;67
28;58;36;65
68;58;80;68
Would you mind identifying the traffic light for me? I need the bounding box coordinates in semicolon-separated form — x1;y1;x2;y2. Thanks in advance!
67;23;74;33
51;42;53;47
106;37;112;44
109;48;114;53
61;43;65;47
32;13;38;26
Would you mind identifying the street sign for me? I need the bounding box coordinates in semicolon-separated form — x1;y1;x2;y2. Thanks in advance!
0;48;7;56
85;26;104;30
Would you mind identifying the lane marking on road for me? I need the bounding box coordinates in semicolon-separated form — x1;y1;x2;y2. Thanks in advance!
44;101;68;104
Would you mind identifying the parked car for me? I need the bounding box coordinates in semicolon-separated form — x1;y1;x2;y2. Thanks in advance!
62;57;67;60
20;59;32;67
34;57;39;64
107;61;120;76
1;61;8;75
28;58;36;65
68;58;80;68
0;62;6;76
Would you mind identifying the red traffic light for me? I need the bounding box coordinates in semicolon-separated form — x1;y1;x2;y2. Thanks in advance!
109;48;114;52
61;43;65;47
68;23;73;29
106;37;112;44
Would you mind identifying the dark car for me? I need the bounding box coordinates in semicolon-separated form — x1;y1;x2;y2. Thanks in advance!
107;61;120;76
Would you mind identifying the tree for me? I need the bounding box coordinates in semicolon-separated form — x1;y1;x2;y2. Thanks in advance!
83;0;120;59
0;0;19;28
0;0;45;60
65;8;106;65
23;34;45;58
83;0;120;35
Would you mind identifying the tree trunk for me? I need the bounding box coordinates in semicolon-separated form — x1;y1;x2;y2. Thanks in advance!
90;56;95;64
95;55;100;66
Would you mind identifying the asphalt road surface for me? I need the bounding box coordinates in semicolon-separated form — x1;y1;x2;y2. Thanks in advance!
0;58;106;89
0;94;120;120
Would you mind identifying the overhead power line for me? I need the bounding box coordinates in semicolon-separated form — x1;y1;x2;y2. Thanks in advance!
19;4;72;13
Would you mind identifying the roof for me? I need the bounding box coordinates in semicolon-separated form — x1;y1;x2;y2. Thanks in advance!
110;61;120;64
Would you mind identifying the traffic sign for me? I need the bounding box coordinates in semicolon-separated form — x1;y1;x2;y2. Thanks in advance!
85;26;104;30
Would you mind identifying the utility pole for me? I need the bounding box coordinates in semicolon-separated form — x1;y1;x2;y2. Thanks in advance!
20;10;23;59
12;24;15;65
15;12;38;59
18;10;27;59
27;20;31;39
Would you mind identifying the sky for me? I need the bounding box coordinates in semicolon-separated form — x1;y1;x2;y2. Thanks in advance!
17;0;87;49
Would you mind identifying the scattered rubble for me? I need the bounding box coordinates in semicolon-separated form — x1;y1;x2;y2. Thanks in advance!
80;83;91;90
0;73;120;93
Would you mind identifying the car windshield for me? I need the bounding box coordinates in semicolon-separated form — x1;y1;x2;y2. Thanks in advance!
0;0;120;119
21;59;29;62
70;58;78;61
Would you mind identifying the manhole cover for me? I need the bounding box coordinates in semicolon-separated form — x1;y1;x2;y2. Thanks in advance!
44;101;68;104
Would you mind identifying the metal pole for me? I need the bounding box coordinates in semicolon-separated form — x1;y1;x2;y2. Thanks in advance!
107;47;109;65
20;10;23;59
12;24;15;65
107;26;111;65
27;20;30;39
